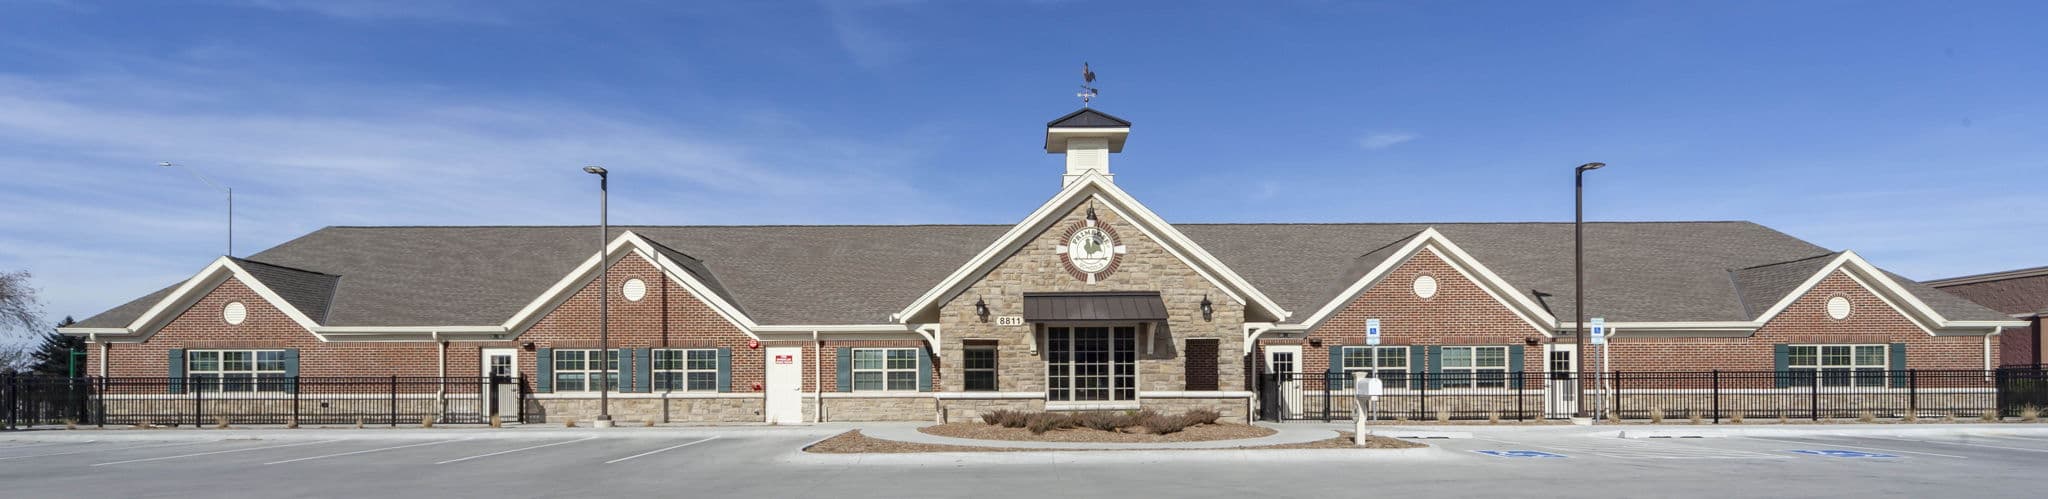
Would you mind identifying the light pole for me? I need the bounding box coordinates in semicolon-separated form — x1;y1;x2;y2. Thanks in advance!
160;162;233;256
1574;161;1606;419
584;165;614;428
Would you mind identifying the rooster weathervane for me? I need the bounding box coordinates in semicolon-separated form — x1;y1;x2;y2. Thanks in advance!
1077;62;1099;106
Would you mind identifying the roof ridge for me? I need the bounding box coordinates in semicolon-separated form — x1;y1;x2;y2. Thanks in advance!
1730;251;1840;272
1926;265;2048;287
229;256;343;277
317;220;1765;229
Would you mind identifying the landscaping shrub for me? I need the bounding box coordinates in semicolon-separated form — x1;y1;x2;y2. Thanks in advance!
1026;413;1075;435
1141;412;1190;435
989;410;1032;428
1181;408;1221;426
2024;405;2042;423
980;410;1006;426
1075;412;1128;432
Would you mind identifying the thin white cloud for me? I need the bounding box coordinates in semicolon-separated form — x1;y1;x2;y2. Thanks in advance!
821;0;920;70
230;0;515;24
1357;132;1418;150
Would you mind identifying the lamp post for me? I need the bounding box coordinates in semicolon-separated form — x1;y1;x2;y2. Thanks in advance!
159;162;233;256
1574;161;1606;419
584;165;614;428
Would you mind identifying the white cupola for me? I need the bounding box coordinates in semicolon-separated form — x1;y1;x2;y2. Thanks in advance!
1044;108;1131;187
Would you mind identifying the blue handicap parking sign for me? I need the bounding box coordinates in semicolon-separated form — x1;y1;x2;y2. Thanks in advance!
1789;449;1898;458
1476;450;1568;458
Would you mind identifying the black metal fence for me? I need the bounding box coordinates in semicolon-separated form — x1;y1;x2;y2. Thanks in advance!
1259;369;2045;422
4;375;499;429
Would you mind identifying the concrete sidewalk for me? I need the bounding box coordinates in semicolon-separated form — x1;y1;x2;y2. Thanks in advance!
853;422;1338;450
0;424;840;442
1280;421;2048;439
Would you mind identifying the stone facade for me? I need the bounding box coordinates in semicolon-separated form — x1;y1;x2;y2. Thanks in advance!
934;200;1247;417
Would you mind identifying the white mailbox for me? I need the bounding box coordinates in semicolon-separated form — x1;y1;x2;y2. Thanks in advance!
1353;372;1383;401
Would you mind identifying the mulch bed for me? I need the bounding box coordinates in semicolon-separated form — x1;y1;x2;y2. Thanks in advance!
918;422;1275;443
803;429;1424;454
1245;431;1427;449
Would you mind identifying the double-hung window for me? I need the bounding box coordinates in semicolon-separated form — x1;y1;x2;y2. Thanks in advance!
552;349;619;392
653;349;718;391
187;350;288;393
851;348;919;391
1788;345;1886;387
963;344;998;391
1439;346;1509;388
1339;346;1409;388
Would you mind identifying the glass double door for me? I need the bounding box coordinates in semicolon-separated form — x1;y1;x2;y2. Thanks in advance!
1046;326;1137;402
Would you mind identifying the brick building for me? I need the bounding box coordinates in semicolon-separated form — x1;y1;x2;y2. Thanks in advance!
1929;266;2048;367
59;108;2025;424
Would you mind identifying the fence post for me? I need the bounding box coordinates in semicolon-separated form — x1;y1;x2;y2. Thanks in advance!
1909;370;1918;416
4;374;14;430
1712;370;1721;424
292;376;302;425
389;376;399;427
193;377;204;427
1809;371;1819;421
1418;371;1428;421
96;376;107;428
1322;373;1332;422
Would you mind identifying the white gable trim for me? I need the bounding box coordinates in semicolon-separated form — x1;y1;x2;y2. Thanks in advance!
61;257;332;342
890;171;1289;323
1290;228;1558;335
501;231;759;339
1747;251;2023;335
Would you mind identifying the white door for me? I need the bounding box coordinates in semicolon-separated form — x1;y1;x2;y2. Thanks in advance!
1545;344;1579;418
1266;345;1304;419
764;347;804;424
480;348;520;419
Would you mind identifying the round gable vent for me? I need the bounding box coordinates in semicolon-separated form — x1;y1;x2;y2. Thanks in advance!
1826;296;1852;320
622;278;648;302
223;301;248;325
1413;275;1439;299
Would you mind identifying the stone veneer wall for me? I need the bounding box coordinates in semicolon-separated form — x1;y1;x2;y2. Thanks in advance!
933;199;1247;402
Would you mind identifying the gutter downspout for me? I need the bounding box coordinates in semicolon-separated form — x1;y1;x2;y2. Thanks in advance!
93;334;107;377
435;332;448;420
1987;327;1999;371
813;330;823;424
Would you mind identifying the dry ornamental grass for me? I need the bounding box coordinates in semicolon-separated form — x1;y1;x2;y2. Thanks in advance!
926;409;1272;443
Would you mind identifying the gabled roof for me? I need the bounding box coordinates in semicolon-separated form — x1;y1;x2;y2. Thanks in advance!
1927;265;2048;287
1730;252;1838;320
67;221;2017;334
231;258;341;324
1047;108;1130;128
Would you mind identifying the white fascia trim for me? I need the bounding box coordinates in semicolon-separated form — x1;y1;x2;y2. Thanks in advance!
56;327;129;337
1290;228;1556;335
933;392;1044;400
112;257;332;342
753;324;911;333
890;172;1289;323
1748;251;1998;336
497;231;762;340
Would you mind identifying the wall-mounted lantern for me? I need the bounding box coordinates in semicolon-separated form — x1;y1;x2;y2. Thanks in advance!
974;296;990;322
1199;295;1214;321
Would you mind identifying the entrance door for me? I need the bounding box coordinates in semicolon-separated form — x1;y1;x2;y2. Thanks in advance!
480;348;520;420
764;347;804;424
1265;345;1304;419
1545;344;1579;418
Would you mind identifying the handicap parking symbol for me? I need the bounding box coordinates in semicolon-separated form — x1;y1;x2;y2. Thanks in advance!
1476;450;1568;458
1789;449;1898;458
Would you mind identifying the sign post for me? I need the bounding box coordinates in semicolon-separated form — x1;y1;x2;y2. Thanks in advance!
1352;372;1382;446
1590;317;1606;422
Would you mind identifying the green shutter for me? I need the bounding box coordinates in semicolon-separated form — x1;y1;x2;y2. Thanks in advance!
916;349;932;392
716;347;733;393
1889;343;1908;388
1772;344;1790;389
167;349;186;394
282;349;300;394
614;348;629;392
1508;344;1525;388
1426;345;1444;390
535;348;553;393
837;347;853;392
1329;345;1347;389
1408;345;1426;390
634;348;653;393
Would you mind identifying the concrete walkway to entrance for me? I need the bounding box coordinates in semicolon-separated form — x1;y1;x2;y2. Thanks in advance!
853;422;1338;449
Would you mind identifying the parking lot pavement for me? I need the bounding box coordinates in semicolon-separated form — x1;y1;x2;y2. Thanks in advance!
5;427;2048;498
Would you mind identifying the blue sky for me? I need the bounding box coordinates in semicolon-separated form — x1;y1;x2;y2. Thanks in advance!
1;0;2043;334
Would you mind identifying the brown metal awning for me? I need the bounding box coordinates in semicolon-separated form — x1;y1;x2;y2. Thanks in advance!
1022;292;1169;322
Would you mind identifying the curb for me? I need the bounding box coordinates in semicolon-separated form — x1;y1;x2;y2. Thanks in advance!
784;445;1448;465
0;426;840;443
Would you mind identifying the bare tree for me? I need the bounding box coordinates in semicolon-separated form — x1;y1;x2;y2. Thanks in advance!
0;270;43;336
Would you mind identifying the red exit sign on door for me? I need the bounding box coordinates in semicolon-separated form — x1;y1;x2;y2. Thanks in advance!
775;355;794;364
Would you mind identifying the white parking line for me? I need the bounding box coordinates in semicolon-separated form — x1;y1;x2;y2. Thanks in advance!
92;440;341;466
1868;436;2048;454
264;439;465;465
1741;436;1966;459
436;436;597;465
0;441;207;461
605;437;717;464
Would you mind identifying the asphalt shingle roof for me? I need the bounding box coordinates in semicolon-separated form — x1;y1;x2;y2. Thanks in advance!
72;221;2011;329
